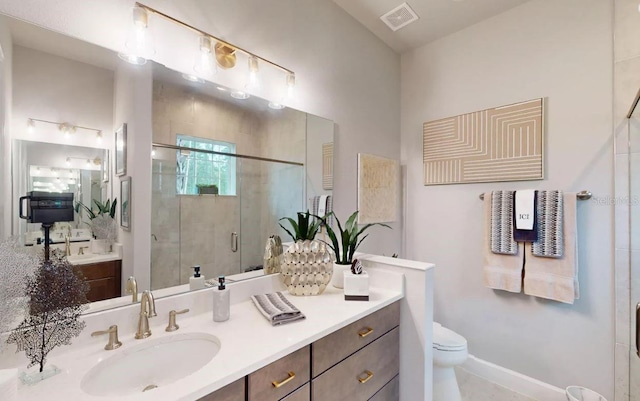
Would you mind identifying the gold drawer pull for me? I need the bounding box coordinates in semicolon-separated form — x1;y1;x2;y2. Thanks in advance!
358;327;374;338
358;370;374;384
272;371;296;388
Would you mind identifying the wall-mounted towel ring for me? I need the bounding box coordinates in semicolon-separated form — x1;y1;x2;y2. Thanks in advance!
478;190;592;201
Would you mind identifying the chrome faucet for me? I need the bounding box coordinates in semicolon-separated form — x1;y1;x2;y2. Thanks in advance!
135;290;157;339
126;276;138;303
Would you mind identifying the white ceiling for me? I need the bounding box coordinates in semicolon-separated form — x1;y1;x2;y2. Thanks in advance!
332;0;531;53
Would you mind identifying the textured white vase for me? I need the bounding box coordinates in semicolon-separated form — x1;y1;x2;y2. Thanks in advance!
280;240;333;296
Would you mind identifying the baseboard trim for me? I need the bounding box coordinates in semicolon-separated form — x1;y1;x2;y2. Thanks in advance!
461;354;566;401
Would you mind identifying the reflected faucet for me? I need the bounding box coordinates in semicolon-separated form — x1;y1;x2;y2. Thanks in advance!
135;290;157;339
126;276;138;303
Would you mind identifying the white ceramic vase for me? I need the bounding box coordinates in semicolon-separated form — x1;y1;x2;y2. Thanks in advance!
331;263;351;289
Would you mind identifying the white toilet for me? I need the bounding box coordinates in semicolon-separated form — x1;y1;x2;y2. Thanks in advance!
433;322;468;401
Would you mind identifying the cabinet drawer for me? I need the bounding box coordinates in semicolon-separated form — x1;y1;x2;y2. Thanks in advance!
248;345;310;401
282;382;310;401
78;260;120;280
312;327;399;401
369;375;399;401
312;301;400;377
198;378;245;401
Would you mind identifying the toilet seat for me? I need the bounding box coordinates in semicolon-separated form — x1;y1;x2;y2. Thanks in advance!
433;323;467;352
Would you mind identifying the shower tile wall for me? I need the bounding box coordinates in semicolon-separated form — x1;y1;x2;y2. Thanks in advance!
614;0;640;400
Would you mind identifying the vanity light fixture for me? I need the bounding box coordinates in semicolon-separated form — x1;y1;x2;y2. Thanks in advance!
193;35;216;78
131;3;295;99
27;118;35;134
27;118;104;142
119;4;155;64
286;72;296;98
247;56;260;89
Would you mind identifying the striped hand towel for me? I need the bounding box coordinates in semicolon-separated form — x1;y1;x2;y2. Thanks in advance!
532;190;564;258
251;292;306;326
490;191;518;255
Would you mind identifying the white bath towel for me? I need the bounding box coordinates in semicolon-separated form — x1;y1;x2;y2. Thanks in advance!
483;192;524;293
0;369;17;401
523;193;579;304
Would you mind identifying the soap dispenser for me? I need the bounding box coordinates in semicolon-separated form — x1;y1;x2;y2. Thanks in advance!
189;265;205;291
213;276;230;322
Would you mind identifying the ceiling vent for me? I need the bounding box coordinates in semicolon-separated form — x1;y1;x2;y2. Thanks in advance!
380;2;420;32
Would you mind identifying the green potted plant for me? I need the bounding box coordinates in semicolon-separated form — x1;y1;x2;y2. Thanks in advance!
74;199;117;254
278;211;333;296
197;184;219;195
320;211;390;289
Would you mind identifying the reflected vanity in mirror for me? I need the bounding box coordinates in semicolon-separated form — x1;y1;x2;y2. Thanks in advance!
2;12;334;314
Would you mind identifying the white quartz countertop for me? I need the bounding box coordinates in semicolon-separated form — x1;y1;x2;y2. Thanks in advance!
15;285;403;401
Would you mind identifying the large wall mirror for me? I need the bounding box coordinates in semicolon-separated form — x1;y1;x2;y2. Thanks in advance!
1;14;334;313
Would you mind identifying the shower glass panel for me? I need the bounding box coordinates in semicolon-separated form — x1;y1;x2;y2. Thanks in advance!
150;147;304;290
629;100;640;400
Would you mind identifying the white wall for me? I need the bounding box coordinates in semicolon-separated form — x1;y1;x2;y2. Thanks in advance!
0;16;11;238
113;62;153;292
0;0;402;257
401;0;614;397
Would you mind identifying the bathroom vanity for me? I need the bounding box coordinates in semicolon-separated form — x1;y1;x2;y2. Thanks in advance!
1;255;432;401
203;302;400;401
77;260;122;302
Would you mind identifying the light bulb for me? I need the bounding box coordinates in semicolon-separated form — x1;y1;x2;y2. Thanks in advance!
27;119;35;134
151;147;157;157
286;72;296;98
193;36;216;78
96;131;103;144
66;157;71;167
268;101;285;110
247;56;260;89
86;159;91;168
123;5;154;60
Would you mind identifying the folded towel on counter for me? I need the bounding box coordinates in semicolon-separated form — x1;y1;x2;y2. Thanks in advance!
513;190;538;242
251;292;306;326
484;192;524;293
490;191;518;255
523;192;579;304
532;190;564;258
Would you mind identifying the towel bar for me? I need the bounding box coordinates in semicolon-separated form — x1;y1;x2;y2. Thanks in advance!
478;190;592;201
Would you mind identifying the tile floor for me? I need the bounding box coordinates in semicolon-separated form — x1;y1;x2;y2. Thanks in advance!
456;367;537;401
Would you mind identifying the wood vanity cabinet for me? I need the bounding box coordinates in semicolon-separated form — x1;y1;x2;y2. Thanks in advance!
199;301;400;401
76;260;122;302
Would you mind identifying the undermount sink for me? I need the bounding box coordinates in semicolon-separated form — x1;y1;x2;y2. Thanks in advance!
81;333;221;397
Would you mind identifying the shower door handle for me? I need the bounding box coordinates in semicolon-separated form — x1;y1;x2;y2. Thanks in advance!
231;232;238;253
636;302;640;358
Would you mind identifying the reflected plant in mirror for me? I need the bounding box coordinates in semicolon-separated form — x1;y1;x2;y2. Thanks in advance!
74;199;117;251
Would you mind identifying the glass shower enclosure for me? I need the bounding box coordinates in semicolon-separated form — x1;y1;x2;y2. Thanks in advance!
150;145;304;290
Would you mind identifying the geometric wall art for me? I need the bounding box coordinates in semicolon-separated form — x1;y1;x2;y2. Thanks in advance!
357;153;399;224
322;142;334;190
423;98;544;185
